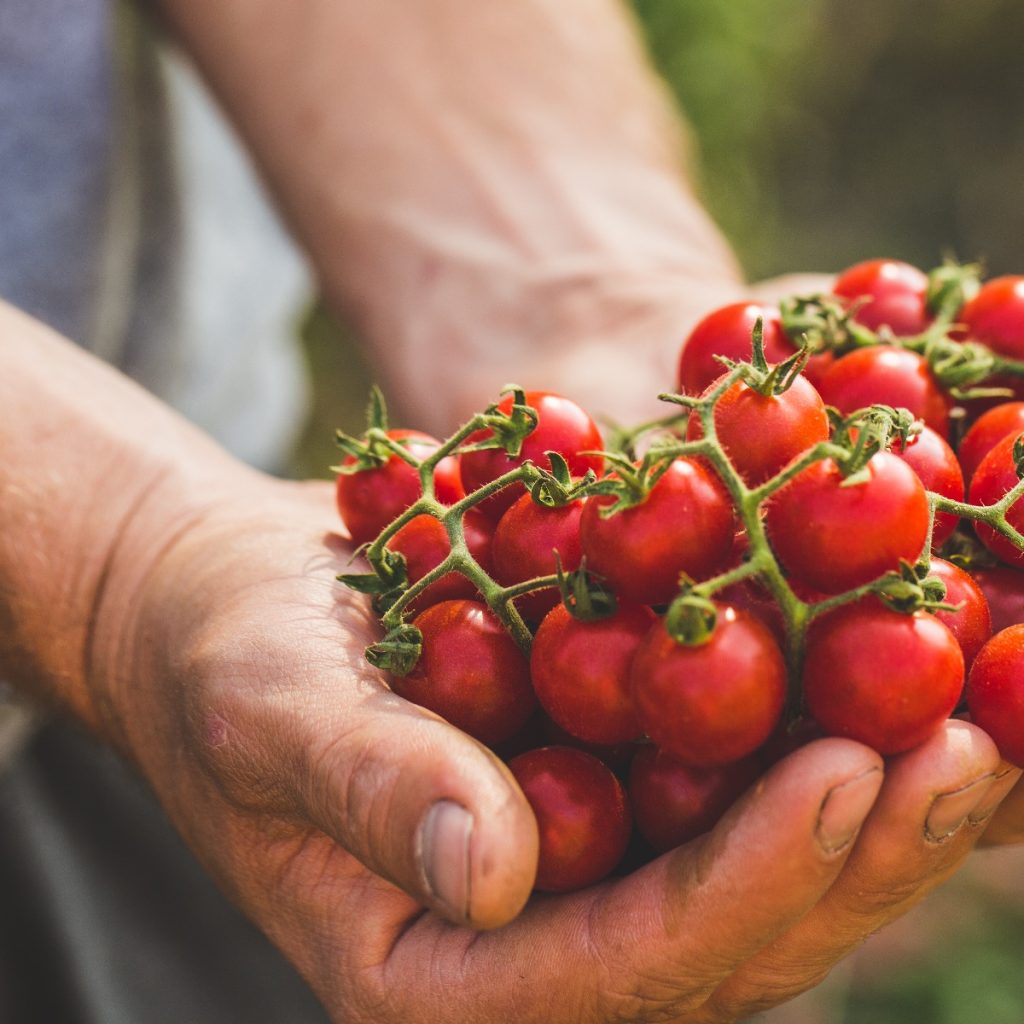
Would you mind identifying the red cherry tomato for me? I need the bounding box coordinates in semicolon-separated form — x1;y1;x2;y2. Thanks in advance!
396;600;536;745
530;603;652;745
387;510;494;614
629;745;759;852
460;392;603;522
686;373;829;486
926;557;992;669
833;258;932;336
816;346;951;438
890;426;964;548
336;429;464;546
677;303;795;396
959;276;1024;360
631;606;786;767
803;599;964;755
971;566;1024;633
580;458;736;606
967;625;1024;766
959;402;1024;483
968;433;1024;568
765;451;930;594
492;494;583;622
508;746;631;892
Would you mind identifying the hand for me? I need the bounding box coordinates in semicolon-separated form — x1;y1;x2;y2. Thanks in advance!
86;470;1019;1023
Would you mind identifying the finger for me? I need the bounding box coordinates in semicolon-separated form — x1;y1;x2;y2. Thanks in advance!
700;721;1017;1022
182;583;538;931
979;761;1024;845
389;738;884;1024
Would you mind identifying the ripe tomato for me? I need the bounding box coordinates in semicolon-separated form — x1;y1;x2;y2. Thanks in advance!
803;599;964;754
580;458;736;606
958;402;1024;482
890;426;964;548
685;372;829;486
959;276;1024;360
492;494;583;622
628;745;759;852
816;346;952;438
395;600;535;745
336;429;464;546
967;625;1024;766
677;302;795;396
530;603;652;744
832;258;931;336
765;451;930;594
926;557;992;668
968;433;1024;567
508;746;631;892
460;391;603;522
631;606;786;766
386;510;494;614
971;566;1024;633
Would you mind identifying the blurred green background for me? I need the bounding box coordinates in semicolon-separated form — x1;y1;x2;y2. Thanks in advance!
294;5;1024;1020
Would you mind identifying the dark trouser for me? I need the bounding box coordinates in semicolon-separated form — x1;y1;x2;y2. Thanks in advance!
0;720;330;1024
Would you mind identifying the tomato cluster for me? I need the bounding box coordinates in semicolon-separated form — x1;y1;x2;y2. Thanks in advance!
334;259;1024;896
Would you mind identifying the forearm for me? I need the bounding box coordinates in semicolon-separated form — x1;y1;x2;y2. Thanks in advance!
0;303;250;731
155;0;742;430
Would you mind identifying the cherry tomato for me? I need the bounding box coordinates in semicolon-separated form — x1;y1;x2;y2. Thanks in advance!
686;372;829;486
816;346;951;438
968;433;1024;568
959;402;1024;483
629;745;759;852
926;557;992;668
508;746;631;892
803;599;964;754
890;426;964;548
530;603;652;745
967;625;1024;766
336;429;464;546
580;458;736;606
971;566;1024;633
959;276;1024;360
492;494;583;622
833;258;932;336
677;303;795;396
631;606;786;766
460;391;603;522
396;600;535;745
387;510;494;614
765;451;930;594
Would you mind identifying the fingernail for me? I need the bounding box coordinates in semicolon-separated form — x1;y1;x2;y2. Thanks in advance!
417;800;473;920
816;767;883;853
968;768;1021;827
925;774;996;842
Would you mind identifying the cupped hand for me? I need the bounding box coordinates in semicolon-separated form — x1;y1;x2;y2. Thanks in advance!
83;469;1020;1023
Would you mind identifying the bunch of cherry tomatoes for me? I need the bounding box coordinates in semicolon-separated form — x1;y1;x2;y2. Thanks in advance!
334;259;1024;895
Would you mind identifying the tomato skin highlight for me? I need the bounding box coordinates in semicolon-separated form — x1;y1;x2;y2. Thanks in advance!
677;302;794;396
631;607;786;767
460;391;603;522
765;451;930;594
833;258;932;336
508;746;631;892
686;373;829;486
335;429;464;546
967;625;1024;767
927;557;992;669
530;603;652;745
580;458;736;606
816;346;952;439
492;494;583;623
803;600;964;755
397;600;536;745
969;433;1024;568
629;746;759;852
